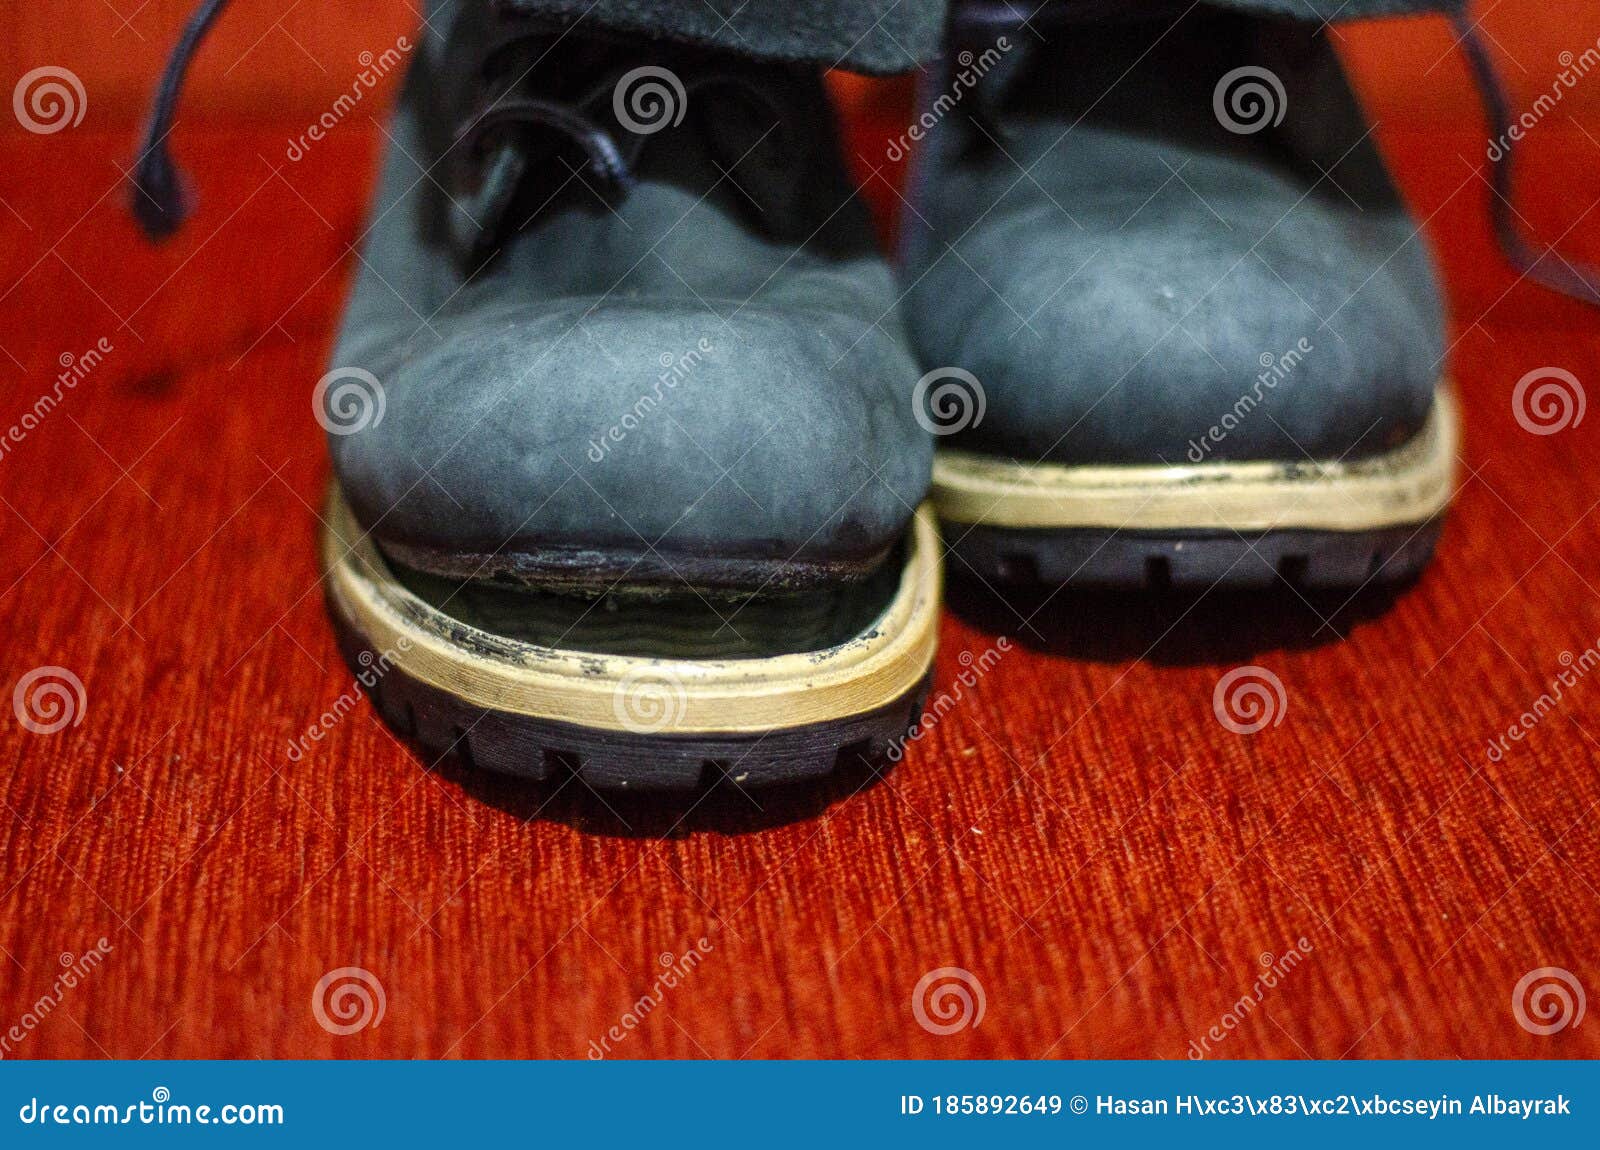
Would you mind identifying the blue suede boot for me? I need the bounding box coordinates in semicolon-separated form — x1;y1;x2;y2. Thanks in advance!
135;0;941;788
903;1;1460;589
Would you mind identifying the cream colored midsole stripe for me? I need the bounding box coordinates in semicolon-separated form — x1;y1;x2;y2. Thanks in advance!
322;491;942;735
932;385;1459;532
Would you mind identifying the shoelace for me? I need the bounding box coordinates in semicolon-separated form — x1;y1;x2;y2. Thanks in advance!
130;0;638;238
441;63;787;260
1449;11;1600;306
454;93;633;192
952;0;1600;308
447;55;789;204
134;0;1597;308
134;0;790;249
131;0;228;238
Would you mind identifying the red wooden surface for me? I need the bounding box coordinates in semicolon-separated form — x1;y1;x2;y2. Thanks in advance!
1;3;1597;1058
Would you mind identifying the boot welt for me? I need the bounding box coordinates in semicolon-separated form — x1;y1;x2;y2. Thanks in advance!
930;385;1458;588
932;384;1458;534
320;487;941;789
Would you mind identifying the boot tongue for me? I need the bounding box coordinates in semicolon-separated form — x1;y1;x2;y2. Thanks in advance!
432;24;817;268
948;0;1220;150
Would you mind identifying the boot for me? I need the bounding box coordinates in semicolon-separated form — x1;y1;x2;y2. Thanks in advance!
902;1;1457;588
136;0;940;788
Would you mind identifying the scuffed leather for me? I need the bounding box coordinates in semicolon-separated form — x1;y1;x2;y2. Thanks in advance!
901;8;1446;465
328;54;929;582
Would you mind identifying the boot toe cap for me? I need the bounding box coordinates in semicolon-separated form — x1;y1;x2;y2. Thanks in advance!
328;301;930;589
913;183;1443;465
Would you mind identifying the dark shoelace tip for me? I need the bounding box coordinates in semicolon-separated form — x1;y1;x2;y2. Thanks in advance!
131;0;229;241
132;0;1599;309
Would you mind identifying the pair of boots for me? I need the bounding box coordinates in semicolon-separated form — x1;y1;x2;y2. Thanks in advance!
138;0;1461;788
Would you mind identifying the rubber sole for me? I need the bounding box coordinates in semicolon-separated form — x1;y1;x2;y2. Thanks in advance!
322;488;941;789
945;519;1444;588
331;613;932;789
933;385;1458;588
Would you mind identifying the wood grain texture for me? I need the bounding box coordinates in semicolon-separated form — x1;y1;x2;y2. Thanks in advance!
1;4;1598;1060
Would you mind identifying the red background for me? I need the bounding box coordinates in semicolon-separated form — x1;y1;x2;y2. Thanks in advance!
0;1;1596;1058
